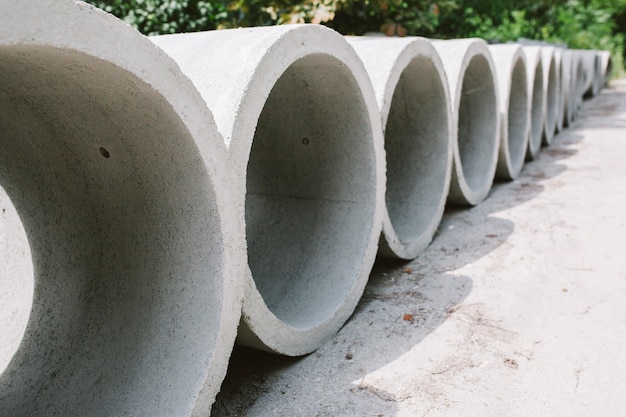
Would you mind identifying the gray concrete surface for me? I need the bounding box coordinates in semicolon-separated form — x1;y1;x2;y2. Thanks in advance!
211;79;626;417
346;36;452;260
0;1;245;415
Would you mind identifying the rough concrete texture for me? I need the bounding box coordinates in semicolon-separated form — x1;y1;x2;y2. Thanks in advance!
210;79;626;417
488;44;529;180
433;39;500;206
346;36;452;260
541;46;559;146
522;46;545;160
0;1;245;415
152;25;386;356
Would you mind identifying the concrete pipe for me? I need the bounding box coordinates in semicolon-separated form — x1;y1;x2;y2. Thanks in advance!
488;44;530;180
0;1;244;415
540;46;559;146
553;48;567;133
560;48;574;128
580;49;601;98
600;50;613;86
599;50;613;86
432;39;500;206
572;51;586;114
345;36;452;260
522;46;545;160
152;25;386;356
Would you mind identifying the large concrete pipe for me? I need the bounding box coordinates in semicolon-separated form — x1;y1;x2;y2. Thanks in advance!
600;50;613;86
488;44;530;180
0;1;244;415
432;39;499;206
522;46;545;160
573;51;586;114
345;36;452;260
541;46;559;146
152;25;386;356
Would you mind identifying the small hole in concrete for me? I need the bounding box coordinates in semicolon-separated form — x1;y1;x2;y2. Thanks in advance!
302;138;309;146
99;147;110;158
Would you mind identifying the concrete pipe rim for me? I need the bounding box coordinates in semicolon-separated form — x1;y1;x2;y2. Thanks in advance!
542;48;558;146
524;47;545;161
490;45;529;180
0;2;241;416
347;37;452;260
453;42;499;205
0;186;33;374
221;26;385;355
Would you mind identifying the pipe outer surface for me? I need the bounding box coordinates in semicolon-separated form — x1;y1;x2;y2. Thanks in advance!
0;1;244;416
432;38;500;206
153;25;386;356
488;44;530;180
346;36;452;260
0;185;32;374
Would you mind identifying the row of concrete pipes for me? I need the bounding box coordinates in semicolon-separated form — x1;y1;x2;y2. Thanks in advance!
0;0;612;415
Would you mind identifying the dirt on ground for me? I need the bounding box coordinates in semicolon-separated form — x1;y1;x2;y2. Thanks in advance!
211;79;626;417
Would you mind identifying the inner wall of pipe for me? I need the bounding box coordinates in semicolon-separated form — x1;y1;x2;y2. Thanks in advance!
385;57;449;242
457;55;498;191
0;45;223;416
530;64;544;152
0;185;33;373
508;58;529;171
246;54;376;330
545;57;558;139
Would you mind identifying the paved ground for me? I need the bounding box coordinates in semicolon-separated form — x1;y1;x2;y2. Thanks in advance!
212;79;626;417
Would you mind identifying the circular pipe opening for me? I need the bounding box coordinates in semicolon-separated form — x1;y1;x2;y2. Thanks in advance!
0;186;33;373
385;56;449;243
245;54;376;330
0;46;224;416
507;58;529;174
457;54;498;192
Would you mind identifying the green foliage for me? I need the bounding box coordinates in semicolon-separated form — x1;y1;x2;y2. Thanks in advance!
85;0;626;74
87;0;229;34
325;0;457;36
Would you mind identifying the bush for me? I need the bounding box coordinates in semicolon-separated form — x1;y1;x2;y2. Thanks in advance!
85;0;625;74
